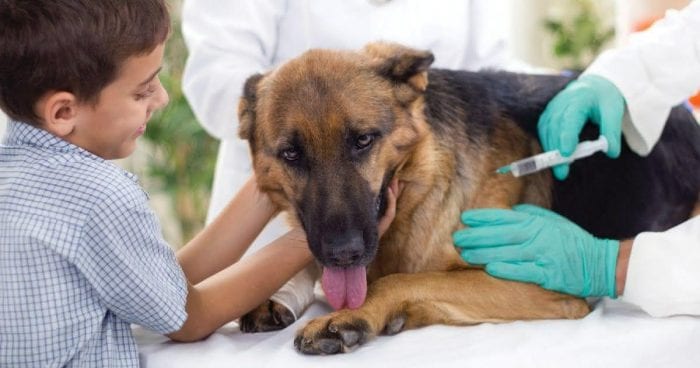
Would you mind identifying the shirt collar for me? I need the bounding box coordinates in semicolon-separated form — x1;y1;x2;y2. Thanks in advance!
2;120;140;183
4;120;90;154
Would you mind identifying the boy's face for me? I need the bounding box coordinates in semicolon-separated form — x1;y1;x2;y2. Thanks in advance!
68;43;169;159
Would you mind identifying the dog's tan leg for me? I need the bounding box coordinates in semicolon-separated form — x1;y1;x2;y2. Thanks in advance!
692;195;700;217
241;264;319;332
295;269;588;354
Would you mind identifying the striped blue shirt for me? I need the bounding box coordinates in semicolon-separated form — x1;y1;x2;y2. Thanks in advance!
0;121;188;367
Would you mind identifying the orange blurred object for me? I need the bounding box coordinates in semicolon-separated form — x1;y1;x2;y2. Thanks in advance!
689;92;700;108
633;16;660;32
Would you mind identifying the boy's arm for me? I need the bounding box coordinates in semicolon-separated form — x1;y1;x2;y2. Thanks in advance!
168;228;312;342
177;175;277;284
168;179;402;341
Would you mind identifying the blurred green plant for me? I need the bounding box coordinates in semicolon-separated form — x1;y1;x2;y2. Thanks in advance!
143;12;218;243
544;0;615;70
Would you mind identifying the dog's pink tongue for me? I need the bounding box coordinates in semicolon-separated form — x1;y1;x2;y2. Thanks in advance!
321;266;367;310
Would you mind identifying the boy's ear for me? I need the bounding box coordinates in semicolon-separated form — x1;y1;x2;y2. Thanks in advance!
37;91;79;137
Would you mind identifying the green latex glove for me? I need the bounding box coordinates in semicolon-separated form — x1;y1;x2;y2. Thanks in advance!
538;74;625;180
452;204;619;298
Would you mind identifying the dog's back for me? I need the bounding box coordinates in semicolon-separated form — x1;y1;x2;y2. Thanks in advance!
426;69;700;239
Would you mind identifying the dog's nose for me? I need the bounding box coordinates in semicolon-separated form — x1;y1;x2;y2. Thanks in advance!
321;230;365;267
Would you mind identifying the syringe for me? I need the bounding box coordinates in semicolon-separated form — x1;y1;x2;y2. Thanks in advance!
497;136;608;177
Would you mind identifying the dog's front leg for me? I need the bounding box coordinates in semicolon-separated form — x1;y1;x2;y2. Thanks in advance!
240;263;319;332
295;269;588;354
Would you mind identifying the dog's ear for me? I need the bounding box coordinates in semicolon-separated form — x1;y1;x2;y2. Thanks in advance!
238;73;264;142
363;42;434;95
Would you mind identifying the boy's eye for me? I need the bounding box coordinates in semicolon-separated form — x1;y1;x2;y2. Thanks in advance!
135;85;156;100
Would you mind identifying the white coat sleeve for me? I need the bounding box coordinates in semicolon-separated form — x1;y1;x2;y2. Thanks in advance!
181;0;316;320
181;0;286;141
622;216;700;317
584;2;700;156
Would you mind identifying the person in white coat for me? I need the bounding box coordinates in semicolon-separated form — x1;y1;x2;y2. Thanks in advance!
181;0;520;321
454;1;700;318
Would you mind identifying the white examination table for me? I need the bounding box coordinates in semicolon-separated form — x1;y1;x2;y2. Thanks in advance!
136;296;700;367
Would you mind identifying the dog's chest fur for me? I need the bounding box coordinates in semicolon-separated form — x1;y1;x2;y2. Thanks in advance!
367;89;551;280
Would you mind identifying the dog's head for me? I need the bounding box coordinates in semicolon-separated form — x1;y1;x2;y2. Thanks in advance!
239;42;434;310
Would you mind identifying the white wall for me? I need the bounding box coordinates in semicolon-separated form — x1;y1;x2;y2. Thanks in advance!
508;0;559;69
507;0;616;70
507;0;691;70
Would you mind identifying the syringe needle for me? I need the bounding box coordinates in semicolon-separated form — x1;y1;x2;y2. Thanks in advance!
496;165;511;174
496;136;608;178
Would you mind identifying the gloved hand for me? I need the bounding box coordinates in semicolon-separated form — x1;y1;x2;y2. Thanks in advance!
452;204;619;298
538;74;625;180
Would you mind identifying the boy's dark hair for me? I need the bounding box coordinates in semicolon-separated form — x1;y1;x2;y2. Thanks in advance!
0;0;171;126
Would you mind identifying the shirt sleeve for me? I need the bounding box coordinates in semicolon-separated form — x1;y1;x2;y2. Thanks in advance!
181;0;286;141
583;1;700;156
622;216;700;317
73;191;188;334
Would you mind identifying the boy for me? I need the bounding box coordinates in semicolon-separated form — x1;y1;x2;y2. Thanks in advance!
0;1;399;366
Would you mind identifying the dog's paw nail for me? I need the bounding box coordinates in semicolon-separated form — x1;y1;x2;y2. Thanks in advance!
385;314;406;335
294;335;310;352
295;335;320;354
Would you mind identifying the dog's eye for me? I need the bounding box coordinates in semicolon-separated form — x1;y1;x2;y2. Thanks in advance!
281;148;300;161
355;134;375;150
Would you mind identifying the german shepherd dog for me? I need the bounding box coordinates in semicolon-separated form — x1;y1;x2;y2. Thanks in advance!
237;42;700;354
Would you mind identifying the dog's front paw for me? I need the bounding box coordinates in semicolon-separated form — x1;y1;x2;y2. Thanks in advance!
294;311;373;355
239;299;296;333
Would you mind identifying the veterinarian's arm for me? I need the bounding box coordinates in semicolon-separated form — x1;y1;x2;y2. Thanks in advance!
168;228;312;342
455;208;700;316
454;204;619;298
619;217;700;317
539;2;700;179
181;0;282;140
177;175;277;284
615;239;633;296
584;1;700;157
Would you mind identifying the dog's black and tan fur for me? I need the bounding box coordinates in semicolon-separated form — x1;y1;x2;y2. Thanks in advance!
237;42;700;354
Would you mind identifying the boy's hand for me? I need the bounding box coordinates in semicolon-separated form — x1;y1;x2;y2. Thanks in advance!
378;178;403;237
249;174;278;219
178;174;278;285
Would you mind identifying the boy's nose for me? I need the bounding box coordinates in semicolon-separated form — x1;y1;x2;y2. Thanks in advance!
154;83;170;109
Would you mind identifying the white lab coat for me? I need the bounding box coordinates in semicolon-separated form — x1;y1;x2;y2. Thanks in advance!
182;0;516;223
584;2;700;317
182;0;517;317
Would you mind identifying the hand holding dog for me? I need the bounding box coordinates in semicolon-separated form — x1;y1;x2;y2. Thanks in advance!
453;204;619;298
378;178;403;238
538;75;625;180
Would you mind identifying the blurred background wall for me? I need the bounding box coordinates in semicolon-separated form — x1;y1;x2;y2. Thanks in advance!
0;0;693;247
